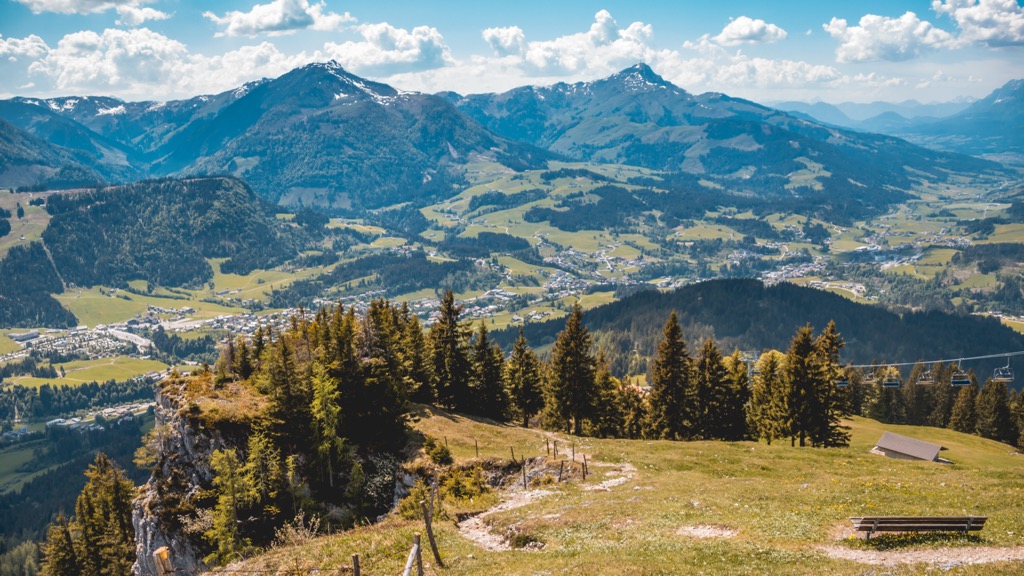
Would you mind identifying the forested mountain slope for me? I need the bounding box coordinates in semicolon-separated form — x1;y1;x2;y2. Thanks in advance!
499;279;1024;375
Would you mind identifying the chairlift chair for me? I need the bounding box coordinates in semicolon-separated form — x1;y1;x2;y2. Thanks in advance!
993;358;1014;384
882;376;901;388
951;362;971;386
834;379;849;387
917;367;934;385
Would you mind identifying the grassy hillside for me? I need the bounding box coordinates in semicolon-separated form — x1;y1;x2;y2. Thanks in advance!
221;409;1024;575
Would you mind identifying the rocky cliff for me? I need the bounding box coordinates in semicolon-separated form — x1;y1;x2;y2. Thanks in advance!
132;376;228;576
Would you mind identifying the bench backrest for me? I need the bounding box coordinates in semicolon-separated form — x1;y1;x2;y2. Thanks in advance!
850;516;986;530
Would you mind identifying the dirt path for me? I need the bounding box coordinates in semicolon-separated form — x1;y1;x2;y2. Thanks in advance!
818;545;1024;567
456;488;555;551
457;442;638;551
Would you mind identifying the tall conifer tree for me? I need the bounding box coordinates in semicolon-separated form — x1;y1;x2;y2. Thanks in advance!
949;382;978;433
696;338;729;439
647;311;694;440
747;351;788;444
812;321;850;447
976;379;1015;443
784;325;820;447
470;322;508;421
428;290;471;410
549;303;596;435
506;328;544;427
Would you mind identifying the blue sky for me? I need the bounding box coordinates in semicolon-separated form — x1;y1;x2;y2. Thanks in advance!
1;0;1022;103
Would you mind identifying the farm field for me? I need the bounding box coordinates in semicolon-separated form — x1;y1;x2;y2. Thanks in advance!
224;411;1024;575
55;286;244;327
7;356;168;388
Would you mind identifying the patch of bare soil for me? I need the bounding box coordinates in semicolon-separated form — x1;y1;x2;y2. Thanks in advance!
818;545;1024;567
676;525;739;539
583;462;637;492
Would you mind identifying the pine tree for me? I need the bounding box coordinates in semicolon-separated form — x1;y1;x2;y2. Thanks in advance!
747;350;788;445
949;383;977;433
646;311;694;440
901;363;931;426
244;432;284;510
549;303;596;435
867;370;908;424
784;325;820;447
976;379;1015;443
506;328;544;428
233;335;253;380
719;350;751;441
619;380;647;439
40;515;80;576
402;314;432;402
470;322;508;421
926;363;955;428
310;361;345;487
812;321;850;447
428;290;471;410
589;350;624;437
205;449;251;565
696;338;730;440
38;454;138;576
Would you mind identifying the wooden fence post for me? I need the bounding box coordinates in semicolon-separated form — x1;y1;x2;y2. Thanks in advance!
475;438;479;458
572;441;575;461
522;460;527;489
546;438;550;456
553;440;558;458
152;546;173;576
557;460;564;482
415;533;424;576
352;553;360;576
420;500;445;568
510;446;516;464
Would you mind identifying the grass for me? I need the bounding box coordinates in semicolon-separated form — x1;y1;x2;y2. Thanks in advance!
0;331;21;354
9;356;168;387
55;286;243;327
210;259;324;300
0;444;38;493
223;412;1024;575
0;191;54;258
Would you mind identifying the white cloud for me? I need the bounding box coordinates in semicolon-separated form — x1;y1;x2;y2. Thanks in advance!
482;26;525;57
823;12;955;62
204;0;353;37
15;0;152;15
669;36;840;90
115;5;170;26
0;34;49;61
23;27;311;98
322;23;453;76
713;16;788;46
517;10;659;75
933;0;1024;46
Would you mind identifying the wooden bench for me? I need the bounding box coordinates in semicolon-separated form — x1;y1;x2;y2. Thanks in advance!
849;516;987;540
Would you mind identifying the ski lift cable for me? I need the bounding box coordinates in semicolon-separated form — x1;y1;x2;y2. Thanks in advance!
846;350;1024;370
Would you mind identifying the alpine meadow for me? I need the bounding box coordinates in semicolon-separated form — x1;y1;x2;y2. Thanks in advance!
1;2;1024;575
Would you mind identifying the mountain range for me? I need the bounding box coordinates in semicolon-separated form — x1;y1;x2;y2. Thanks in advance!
446;64;1003;206
0;62;1017;211
772;79;1024;162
